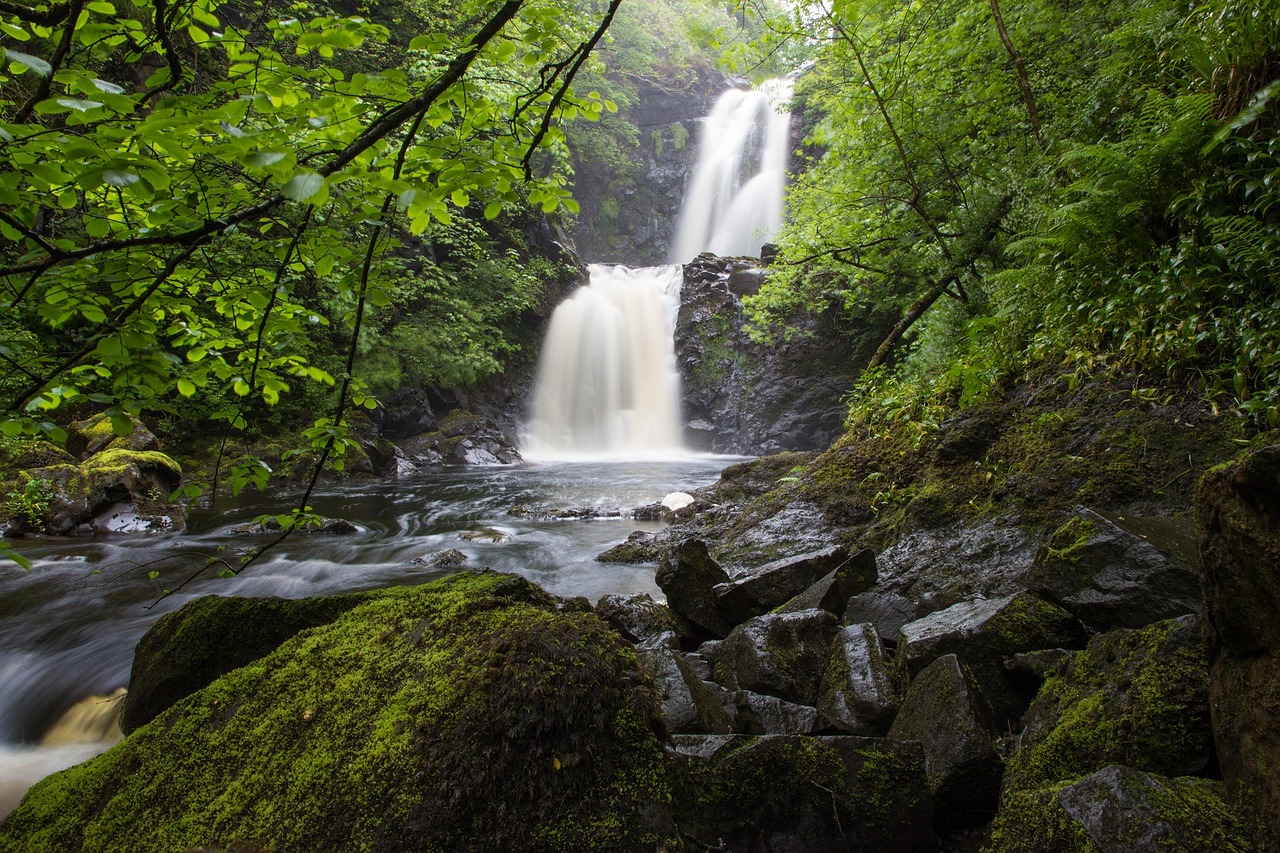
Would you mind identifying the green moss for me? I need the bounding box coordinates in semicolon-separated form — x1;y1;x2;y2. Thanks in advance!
0;572;673;852
987;783;1100;852
79;449;182;479
1003;617;1211;795
1044;517;1098;562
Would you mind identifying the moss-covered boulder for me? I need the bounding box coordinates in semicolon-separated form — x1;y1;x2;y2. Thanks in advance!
121;591;382;733
1196;444;1280;852
987;765;1248;852
27;448;184;535
1002;615;1212;796
0;572;674;852
668;734;934;851
66;413;160;459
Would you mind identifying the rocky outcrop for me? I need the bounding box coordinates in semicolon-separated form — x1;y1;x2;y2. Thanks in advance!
1196;444;1280;852
674;254;890;454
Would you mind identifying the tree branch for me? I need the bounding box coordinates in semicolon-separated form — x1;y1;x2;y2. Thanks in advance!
0;0;72;25
13;0;87;124
988;0;1044;149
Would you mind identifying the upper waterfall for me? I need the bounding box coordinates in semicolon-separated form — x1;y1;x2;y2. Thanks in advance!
522;264;685;460
670;79;793;263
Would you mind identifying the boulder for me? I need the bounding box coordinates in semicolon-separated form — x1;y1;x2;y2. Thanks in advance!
988;766;1248;852
1003;615;1212;796
655;539;733;637
714;609;840;705
843;590;916;640
889;654;1003;829
668;734;934;852
636;644;732;735
409;548;468;568
1028;508;1201;630
717;545;853;625
776;547;878;616
595;593;687;647
32;449;185;535
66;413;160;458
3;572;675;851
1196;444;1280;852
730;691;819;736
596;530;661;563
818;623;899;735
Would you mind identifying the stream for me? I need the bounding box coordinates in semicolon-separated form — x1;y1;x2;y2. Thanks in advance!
0;456;735;815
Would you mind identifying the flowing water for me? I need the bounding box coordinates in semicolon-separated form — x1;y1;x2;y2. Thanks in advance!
0;457;736;816
670;79;793;263
523;264;685;458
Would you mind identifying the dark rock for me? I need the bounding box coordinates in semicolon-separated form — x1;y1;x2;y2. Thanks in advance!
655;539;733;637
843;590;917;639
374;387;437;439
1028;508;1201;630
717;545;853;624
714;609;840;705
596;530;661;564
1005;648;1074;698
776;547;878;616
668;734;934;852
636;645;733;735
6;573;674;851
818;623;899;735
632;502;664;521
32;449;185;535
1196;444;1280;852
595;593;686;647
988;766;1249;852
934;408;1009;464
876;520;1040;603
66;413;160;459
1003;615;1212;796
409;548;468;568
889;654;1003;830
231;515;358;535
731;691;819;735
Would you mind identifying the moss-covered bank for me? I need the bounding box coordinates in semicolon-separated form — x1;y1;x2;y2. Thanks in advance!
0;572;673;852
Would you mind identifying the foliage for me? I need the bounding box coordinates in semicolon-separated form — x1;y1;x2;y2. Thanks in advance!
2;470;54;531
0;0;620;482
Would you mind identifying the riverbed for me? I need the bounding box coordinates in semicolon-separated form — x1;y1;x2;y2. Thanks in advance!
0;456;734;816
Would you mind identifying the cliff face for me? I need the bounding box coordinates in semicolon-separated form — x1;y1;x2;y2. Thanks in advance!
673;255;891;455
568;70;725;266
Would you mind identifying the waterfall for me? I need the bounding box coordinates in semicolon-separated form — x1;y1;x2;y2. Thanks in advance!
522;264;685;459
670;79;793;263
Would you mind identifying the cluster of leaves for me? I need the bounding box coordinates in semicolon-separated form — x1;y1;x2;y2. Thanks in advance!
0;0;624;503
744;0;1280;429
2;470;54;531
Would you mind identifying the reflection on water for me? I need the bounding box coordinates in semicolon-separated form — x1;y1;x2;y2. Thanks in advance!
0;458;734;815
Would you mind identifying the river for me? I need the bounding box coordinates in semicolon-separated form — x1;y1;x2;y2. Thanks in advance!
0;456;734;816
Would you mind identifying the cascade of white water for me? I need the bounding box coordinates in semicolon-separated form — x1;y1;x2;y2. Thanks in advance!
670;79;793;263
522;264;685;459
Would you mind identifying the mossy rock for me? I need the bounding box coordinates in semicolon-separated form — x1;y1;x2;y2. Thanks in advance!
0;438;75;476
66;413;159;459
1002;615;1212;796
0;571;674;852
987;765;1248;852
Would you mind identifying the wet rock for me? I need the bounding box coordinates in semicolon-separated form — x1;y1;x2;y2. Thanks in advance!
596;530;661;564
458;527;510;543
714;609;840;705
776;547;878;616
1027;508;1201;630
889;654;1003;830
632;503;664;521
409;548;468;569
818;623;899;735
656;539;733;637
989;766;1248;852
595;593;686;647
843;590;916;639
508;504;622;520
717;544;853;624
1005;648;1074;698
374;387;438;439
712;499;839;572
33;448;185;536
1196;444;1280;852
668;734;933;852
876;519;1040;603
637;644;733;735
231;515;358;535
66;413;160;458
1003;615;1212;796
731;691;819;735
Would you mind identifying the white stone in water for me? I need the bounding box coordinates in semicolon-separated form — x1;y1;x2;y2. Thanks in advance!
662;492;695;511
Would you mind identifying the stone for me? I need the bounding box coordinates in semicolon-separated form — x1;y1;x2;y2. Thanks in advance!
3;573;675;851
716;545;852;625
1196;444;1280;852
730;691;819;735
1028;508;1201;630
32;449;185;535
636;645;732;735
596;530;661;564
818;623;899;735
594;593;686;647
989;766;1249;852
667;734;934;852
409;548;468;568
889;654;1003;830
843;590;916;639
66;413;160;458
776;547;878;616
1003;615;1212;796
714;609;840;705
655;539;733;637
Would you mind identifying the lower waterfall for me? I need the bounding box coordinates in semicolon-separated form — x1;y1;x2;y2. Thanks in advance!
522;264;685;459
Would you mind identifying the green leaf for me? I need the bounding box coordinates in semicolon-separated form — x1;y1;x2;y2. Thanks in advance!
282;172;324;202
110;413;133;437
483;201;502;220
177;378;196;397
5;50;52;76
57;98;104;112
0;542;33;572
451;189;470;207
245;151;288;168
103;169;140;188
